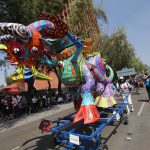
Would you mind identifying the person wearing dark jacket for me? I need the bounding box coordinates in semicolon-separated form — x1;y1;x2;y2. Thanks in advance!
144;75;150;101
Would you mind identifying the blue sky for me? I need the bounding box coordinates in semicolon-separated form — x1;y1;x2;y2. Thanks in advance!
93;0;150;66
0;53;15;86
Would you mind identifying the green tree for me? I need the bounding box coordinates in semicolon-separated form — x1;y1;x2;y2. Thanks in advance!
101;28;146;72
94;6;108;24
0;0;65;25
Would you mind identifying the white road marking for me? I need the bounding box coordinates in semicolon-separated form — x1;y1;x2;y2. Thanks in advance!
137;102;145;116
11;146;20;150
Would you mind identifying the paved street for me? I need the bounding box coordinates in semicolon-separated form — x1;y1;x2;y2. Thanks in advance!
0;89;150;150
103;89;150;150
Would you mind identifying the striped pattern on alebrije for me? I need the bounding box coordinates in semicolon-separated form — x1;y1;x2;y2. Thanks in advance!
27;20;55;33
24;68;34;79
0;23;31;43
39;13;68;38
0;35;16;44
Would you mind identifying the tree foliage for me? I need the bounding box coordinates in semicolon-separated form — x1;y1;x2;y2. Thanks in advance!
0;0;65;25
101;28;146;73
94;6;108;24
67;0;93;37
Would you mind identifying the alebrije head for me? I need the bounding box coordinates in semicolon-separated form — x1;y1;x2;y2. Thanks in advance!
0;20;56;65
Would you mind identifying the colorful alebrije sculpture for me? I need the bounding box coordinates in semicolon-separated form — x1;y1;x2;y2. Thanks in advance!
0;21;52;80
0;13;116;124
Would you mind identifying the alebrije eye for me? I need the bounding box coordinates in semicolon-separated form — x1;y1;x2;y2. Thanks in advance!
31;47;38;54
13;48;21;55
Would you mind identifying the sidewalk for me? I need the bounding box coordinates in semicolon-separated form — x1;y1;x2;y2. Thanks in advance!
0;102;74;132
0;88;146;133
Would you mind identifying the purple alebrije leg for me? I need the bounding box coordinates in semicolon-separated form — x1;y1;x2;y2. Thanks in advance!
81;62;95;94
96;82;113;98
96;82;104;92
80;62;96;106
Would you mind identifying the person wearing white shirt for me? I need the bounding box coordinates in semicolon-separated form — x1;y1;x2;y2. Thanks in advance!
119;77;134;114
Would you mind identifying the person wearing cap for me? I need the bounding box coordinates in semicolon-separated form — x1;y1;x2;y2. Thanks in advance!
119;76;134;114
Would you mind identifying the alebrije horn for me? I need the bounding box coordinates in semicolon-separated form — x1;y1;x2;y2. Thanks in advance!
39;13;68;38
0;23;32;43
27;20;56;40
0;35;15;44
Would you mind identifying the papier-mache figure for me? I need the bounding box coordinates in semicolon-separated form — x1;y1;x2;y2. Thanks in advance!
0;13;116;124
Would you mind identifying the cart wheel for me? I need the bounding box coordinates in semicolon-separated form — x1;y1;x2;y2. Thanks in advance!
53;137;59;145
123;109;127;114
98;144;108;150
122;115;128;125
53;134;59;145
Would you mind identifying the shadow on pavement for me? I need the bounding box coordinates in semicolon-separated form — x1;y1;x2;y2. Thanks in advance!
102;121;122;144
21;120;123;150
21;134;60;150
138;99;150;103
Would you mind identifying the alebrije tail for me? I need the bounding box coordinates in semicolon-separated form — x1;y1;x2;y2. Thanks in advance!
74;105;100;124
73;92;100;124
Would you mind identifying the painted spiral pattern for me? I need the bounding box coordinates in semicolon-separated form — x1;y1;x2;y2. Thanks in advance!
0;23;31;43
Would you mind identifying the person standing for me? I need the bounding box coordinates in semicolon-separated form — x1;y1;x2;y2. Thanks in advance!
12;95;19;118
119;77;134;114
144;75;150;101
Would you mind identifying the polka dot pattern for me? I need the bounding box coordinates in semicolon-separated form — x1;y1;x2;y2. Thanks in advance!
39;13;68;38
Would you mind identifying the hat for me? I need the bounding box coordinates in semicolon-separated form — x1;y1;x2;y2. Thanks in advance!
119;76;124;79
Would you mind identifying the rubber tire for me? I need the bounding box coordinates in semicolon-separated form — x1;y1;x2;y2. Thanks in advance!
53;133;60;145
123;116;128;125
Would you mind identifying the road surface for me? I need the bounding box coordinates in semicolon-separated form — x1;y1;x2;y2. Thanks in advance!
0;89;150;150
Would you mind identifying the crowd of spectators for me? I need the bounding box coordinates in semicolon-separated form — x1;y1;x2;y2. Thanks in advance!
0;73;148;121
0;88;72;121
113;74;145;96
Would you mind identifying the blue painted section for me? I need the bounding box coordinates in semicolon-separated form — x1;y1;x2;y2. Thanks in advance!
40;55;58;67
24;74;34;79
57;54;83;86
24;70;31;74
33;21;38;28
71;47;83;62
66;33;83;48
24;67;34;79
81;91;95;106
32;20;52;32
